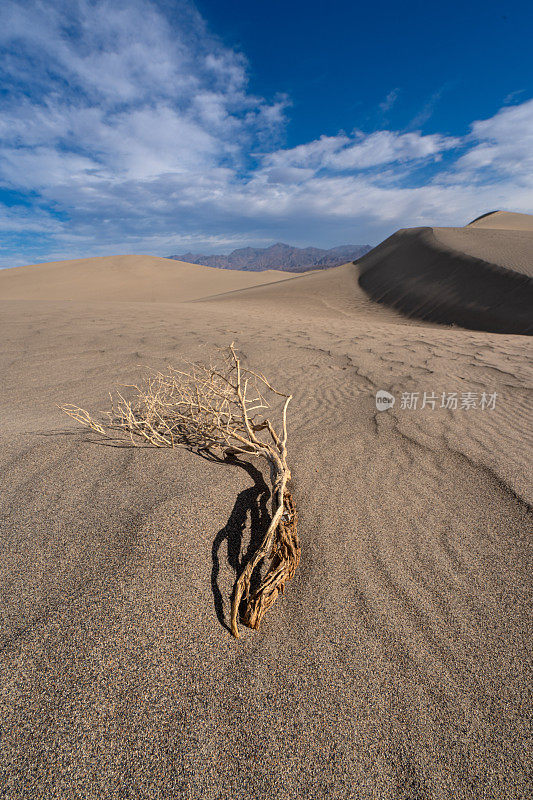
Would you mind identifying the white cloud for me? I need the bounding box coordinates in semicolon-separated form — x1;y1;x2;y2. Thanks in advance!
379;88;400;114
455;99;533;179
327;131;459;170
0;0;531;268
255;128;458;177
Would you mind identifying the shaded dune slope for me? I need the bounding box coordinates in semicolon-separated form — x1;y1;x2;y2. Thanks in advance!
357;226;533;334
0;254;296;303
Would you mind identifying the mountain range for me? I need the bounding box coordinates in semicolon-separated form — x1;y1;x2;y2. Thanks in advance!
168;242;372;272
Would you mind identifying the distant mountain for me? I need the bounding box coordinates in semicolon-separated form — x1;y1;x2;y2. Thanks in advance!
168;242;372;272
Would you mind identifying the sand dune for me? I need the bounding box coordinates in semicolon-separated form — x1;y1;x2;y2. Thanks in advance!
467;210;533;230
0;254;297;303
1;225;531;798
357;222;533;334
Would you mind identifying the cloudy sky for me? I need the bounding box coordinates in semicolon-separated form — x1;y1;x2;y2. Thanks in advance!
1;0;532;267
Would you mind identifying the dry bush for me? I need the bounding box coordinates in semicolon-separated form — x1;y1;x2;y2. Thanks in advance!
59;344;299;638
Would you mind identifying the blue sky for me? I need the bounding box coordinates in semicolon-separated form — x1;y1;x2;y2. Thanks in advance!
1;0;532;267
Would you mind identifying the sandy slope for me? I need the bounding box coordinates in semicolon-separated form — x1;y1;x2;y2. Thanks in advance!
467;210;533;230
0;254;297;303
0;242;531;799
357;224;533;335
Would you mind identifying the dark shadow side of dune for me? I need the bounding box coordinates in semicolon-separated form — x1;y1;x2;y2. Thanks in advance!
357;227;533;335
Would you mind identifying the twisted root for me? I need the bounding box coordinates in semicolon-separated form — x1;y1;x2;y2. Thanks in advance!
240;489;300;631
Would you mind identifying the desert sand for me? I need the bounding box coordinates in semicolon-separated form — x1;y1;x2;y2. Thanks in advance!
467;210;533;231
357;214;533;335
0;215;532;799
0;254;297;303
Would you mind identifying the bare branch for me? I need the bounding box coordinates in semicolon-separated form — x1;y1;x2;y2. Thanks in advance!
59;344;299;639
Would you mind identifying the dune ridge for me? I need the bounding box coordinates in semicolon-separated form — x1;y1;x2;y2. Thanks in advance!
467;210;533;230
0;254;297;303
357;225;533;334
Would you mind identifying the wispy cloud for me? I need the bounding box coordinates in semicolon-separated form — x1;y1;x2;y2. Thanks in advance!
379;88;400;115
0;0;531;267
503;89;525;105
406;84;451;130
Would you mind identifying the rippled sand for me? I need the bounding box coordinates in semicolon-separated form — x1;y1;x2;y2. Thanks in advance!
0;231;531;798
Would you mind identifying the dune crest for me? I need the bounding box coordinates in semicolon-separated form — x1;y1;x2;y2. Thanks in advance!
467;210;533;230
0;254;297;303
357;221;533;334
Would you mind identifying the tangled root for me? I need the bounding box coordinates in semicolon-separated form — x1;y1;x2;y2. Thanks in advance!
241;489;300;631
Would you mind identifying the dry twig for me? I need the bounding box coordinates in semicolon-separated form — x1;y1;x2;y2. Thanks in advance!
59;344;299;638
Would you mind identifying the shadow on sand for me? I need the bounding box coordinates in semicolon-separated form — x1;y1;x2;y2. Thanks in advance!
211;457;271;633
40;431;273;634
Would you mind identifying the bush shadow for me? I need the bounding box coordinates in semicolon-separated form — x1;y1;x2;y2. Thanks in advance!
211;455;271;633
49;428;272;633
